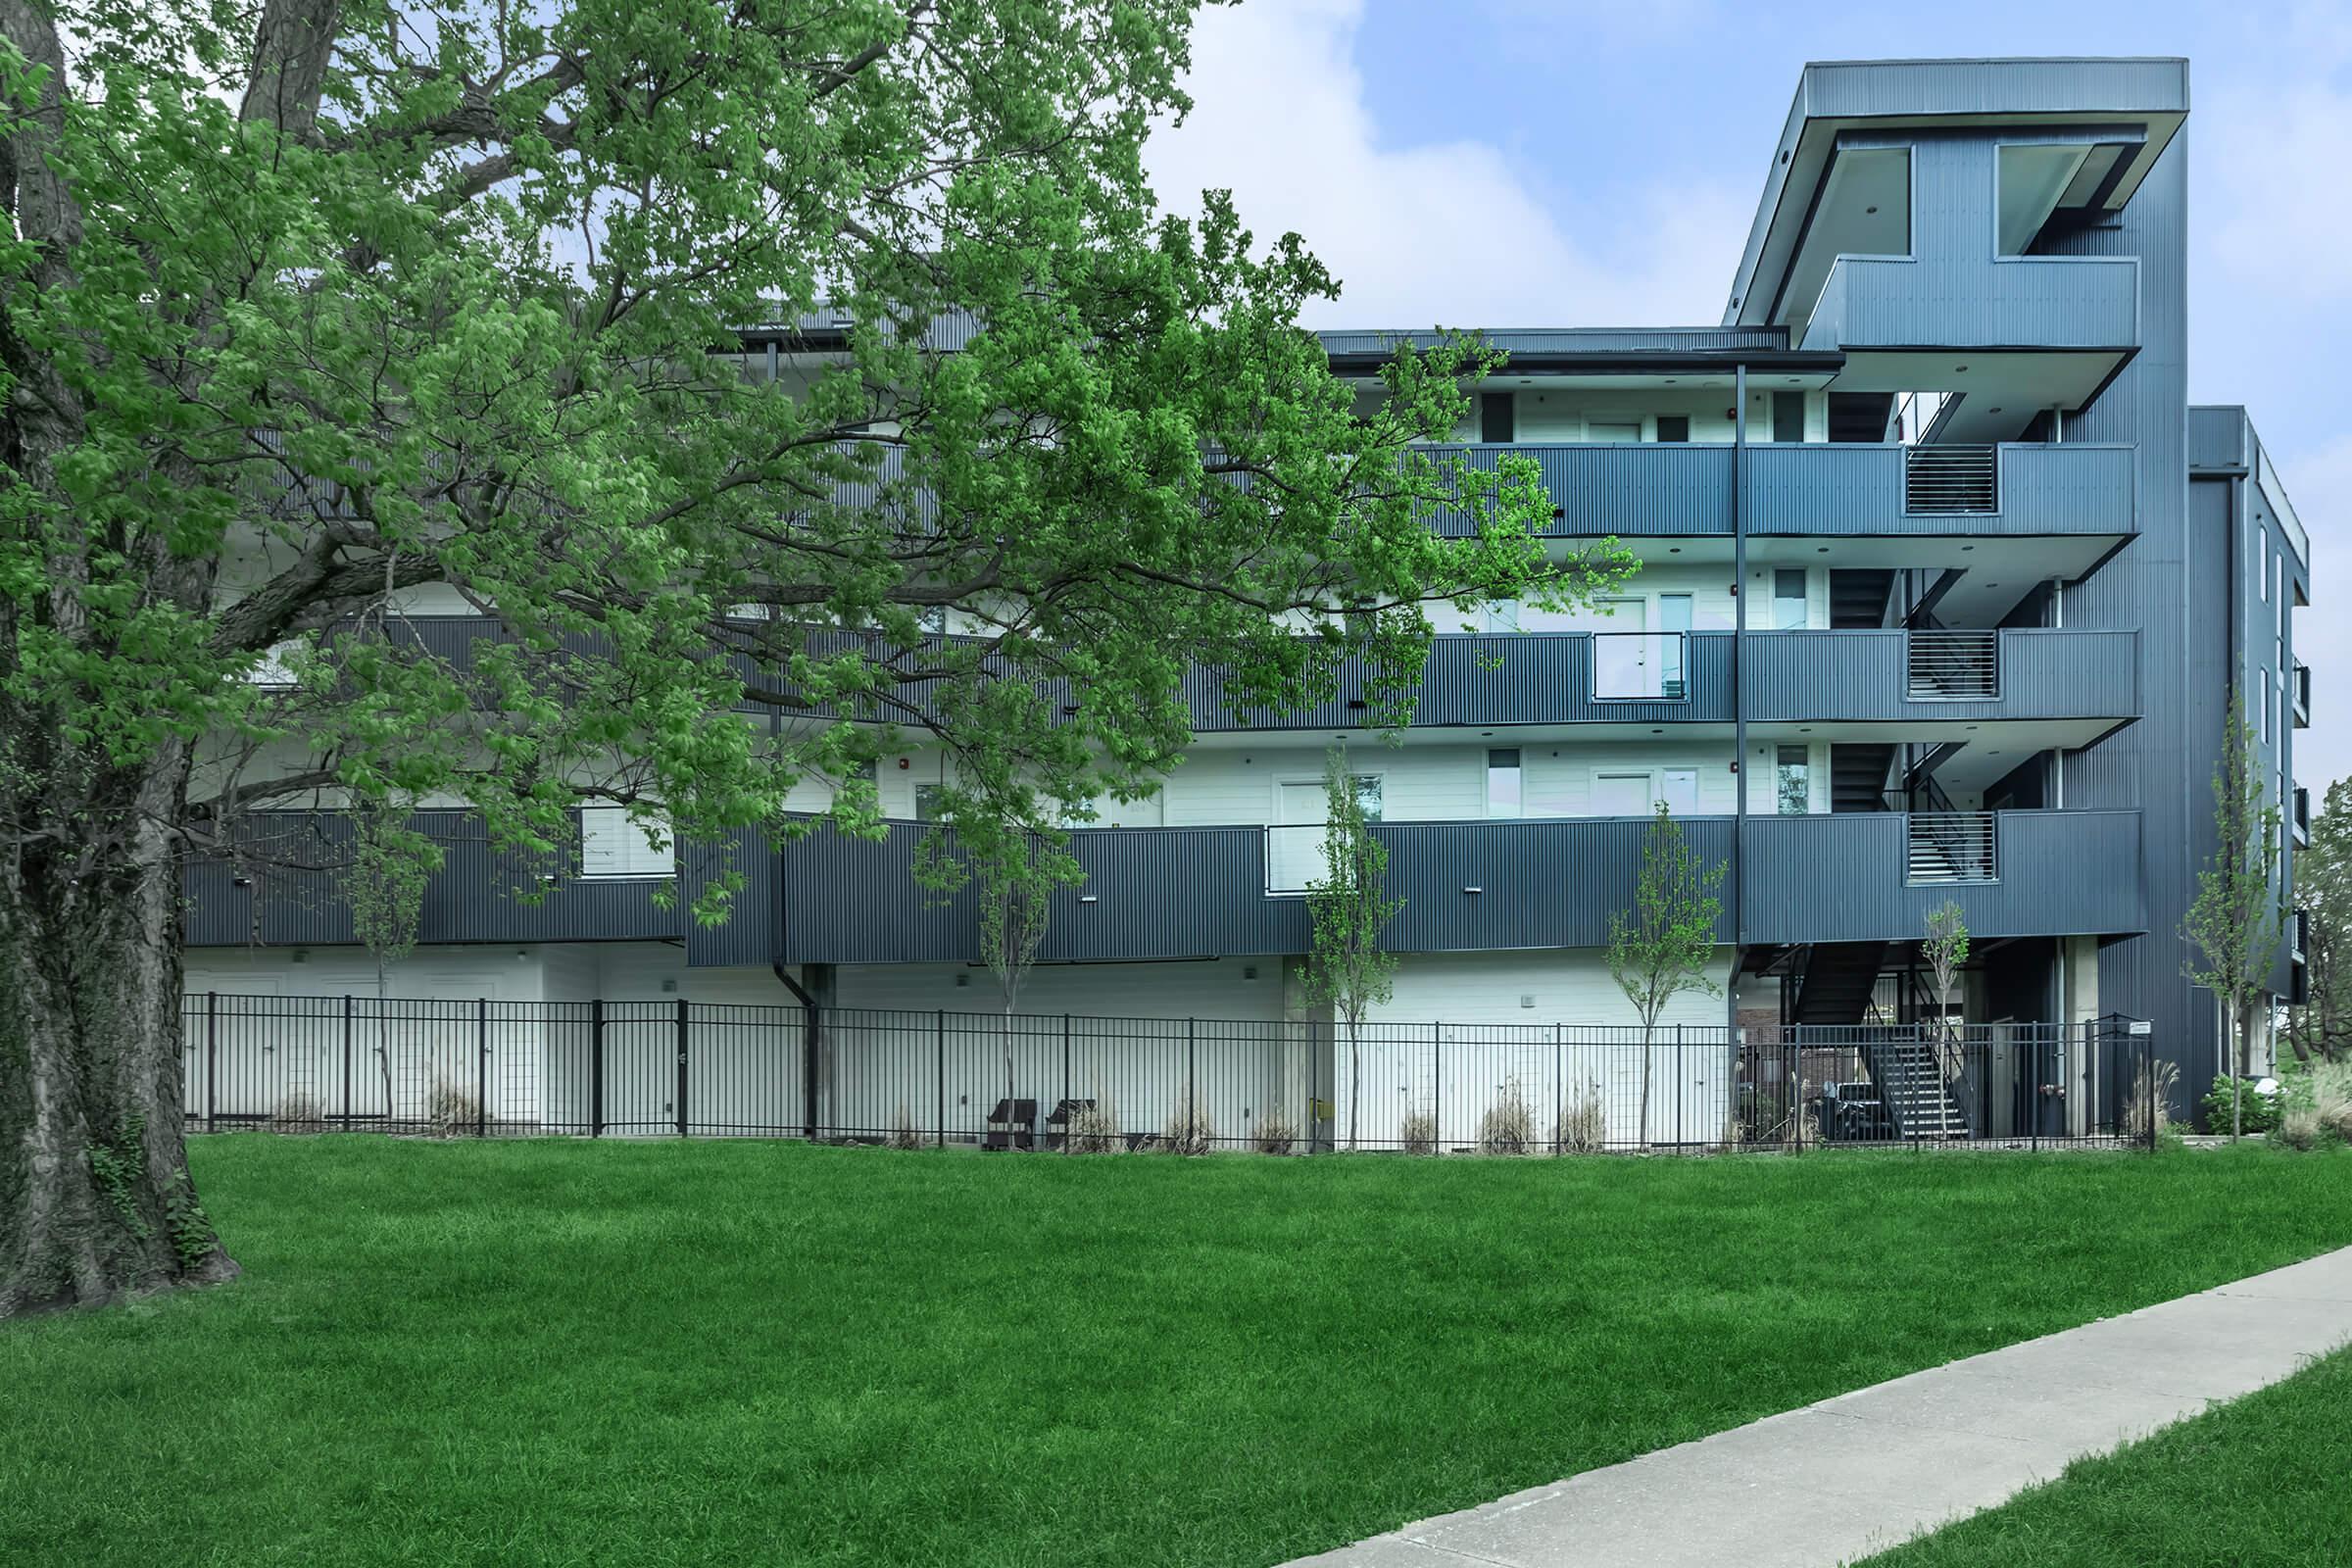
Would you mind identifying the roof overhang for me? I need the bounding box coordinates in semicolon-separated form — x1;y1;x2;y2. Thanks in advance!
1726;58;2190;328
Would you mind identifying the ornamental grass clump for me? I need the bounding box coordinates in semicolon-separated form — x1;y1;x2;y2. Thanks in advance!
1161;1092;1214;1155
424;1077;481;1138
1252;1108;1299;1156
1477;1076;1536;1155
885;1104;922;1152
1400;1107;1438;1156
268;1093;326;1136
1065;1099;1122;1154
1552;1089;1606;1154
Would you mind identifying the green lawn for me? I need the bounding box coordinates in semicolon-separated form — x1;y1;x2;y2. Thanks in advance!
7;1141;2352;1568
1862;1342;2352;1565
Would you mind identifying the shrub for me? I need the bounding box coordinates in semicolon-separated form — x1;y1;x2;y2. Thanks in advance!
1400;1107;1437;1155
2123;1059;2180;1144
1252;1108;1298;1156
885;1104;922;1152
1066;1098;1122;1154
268;1092;325;1135
424;1077;481;1137
2202;1074;2282;1136
1161;1092;1214;1155
1477;1076;1536;1156
1552;1089;1606;1154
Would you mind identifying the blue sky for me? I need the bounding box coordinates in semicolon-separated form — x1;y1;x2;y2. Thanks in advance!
1147;0;2352;786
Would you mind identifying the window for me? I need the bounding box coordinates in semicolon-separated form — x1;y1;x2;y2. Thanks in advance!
1774;569;1808;630
1776;746;1811;816
918;606;948;635
2262;673;2274;745
2259;528;2270;602
1487;749;1522;818
579;808;672;879
1661;768;1699;816
1351;775;1384;822
246;640;302;690
1480;392;1514;444
1771;392;1805;443
1588;421;1641;443
914;784;947;822
1655;416;1690;443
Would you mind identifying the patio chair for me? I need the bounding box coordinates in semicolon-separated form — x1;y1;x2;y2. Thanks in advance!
983;1097;1039;1151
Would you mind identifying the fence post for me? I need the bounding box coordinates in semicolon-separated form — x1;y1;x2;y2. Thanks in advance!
1061;1013;1072;1155
590;999;605;1138
1433;1021;1443;1153
1791;1030;1802;1155
2144;1033;2158;1152
204;992;219;1135
2031;1028;2042;1152
1552;1023;1563;1154
340;994;354;1131
476;998;489;1137
675;998;690;1138
1675;1024;1685;1149
936;1008;946;1150
802;1007;819;1143
1187;1016;1198;1149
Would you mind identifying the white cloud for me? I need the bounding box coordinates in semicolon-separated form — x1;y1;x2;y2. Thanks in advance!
1145;0;1750;329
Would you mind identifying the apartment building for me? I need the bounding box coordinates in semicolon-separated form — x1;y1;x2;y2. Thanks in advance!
183;58;2309;1135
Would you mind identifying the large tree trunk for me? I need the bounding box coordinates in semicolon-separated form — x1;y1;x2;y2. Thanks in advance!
0;781;236;1317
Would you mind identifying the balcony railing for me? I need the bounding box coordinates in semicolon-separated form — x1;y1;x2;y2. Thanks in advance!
1906;812;1998;885
2293;662;2311;729
1906;630;2000;700
2293;787;2312;849
1591;631;1691;702
1904;446;1998;514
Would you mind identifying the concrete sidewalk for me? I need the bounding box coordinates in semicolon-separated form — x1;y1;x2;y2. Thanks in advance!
1285;1247;2352;1568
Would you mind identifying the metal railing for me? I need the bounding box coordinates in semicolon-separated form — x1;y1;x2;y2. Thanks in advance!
174;994;2158;1152
1907;629;2000;700
1906;811;1997;884
2293;662;2311;727
1590;631;1690;701
1903;445;1998;514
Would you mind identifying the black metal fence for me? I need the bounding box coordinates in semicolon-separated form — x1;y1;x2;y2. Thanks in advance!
177;995;2160;1152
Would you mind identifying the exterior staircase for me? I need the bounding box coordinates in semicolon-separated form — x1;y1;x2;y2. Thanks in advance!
1828;569;1896;629
1830;744;1897;813
1862;1033;1972;1140
1788;941;1888;1024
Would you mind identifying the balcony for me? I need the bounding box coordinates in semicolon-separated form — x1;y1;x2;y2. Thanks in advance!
1798;255;2140;355
1740;808;2144;945
1742;628;2138;724
2294;786;2312;850
766;808;2142;965
1743;441;2134;536
185;809;683;949
2293;661;2311;729
1424;442;1735;538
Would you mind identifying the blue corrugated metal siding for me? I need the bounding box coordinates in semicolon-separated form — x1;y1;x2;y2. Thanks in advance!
1739;809;2144;944
1377;818;1738;950
772;817;1740;965
1744;443;2133;536
2186;406;2248;470
1742;629;2137;722
1426;443;1736;538
184;811;681;948
1803;255;2139;352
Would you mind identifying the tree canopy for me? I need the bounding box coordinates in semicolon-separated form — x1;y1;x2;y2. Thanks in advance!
0;0;1629;1313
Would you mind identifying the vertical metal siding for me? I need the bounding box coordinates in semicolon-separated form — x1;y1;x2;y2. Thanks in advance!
1741;628;2137;721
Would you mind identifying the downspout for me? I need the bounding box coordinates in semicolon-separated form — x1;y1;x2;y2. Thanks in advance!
1730;363;1748;1033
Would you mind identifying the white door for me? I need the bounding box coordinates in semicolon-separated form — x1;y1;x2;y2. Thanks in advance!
1592;773;1652;817
1591;599;1653;698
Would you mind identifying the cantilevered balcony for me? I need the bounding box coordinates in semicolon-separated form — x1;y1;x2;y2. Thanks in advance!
1427;439;2133;542
1798;256;2140;357
1740;808;2145;944
1743;442;2134;536
1742;628;2137;725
